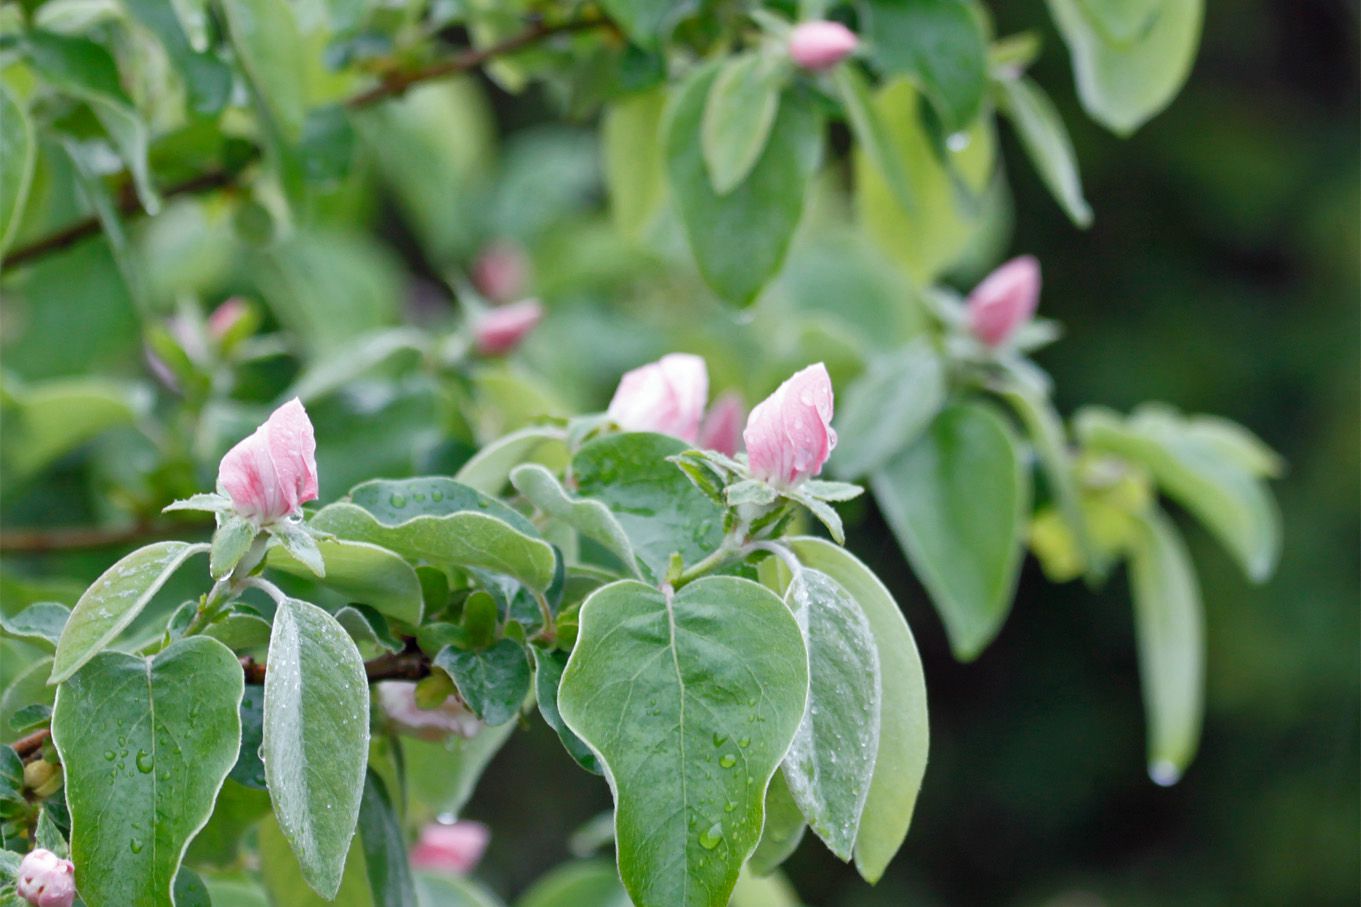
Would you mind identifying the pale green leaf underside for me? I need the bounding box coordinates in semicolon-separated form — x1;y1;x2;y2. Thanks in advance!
511;463;641;579
267;536;425;625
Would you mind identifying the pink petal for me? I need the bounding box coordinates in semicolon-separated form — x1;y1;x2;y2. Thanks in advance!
967;255;1041;347
698;391;746;457
606;353;709;443
217;399;317;523
789;21;859;71
410;821;490;874
744;363;836;486
474;299;545;356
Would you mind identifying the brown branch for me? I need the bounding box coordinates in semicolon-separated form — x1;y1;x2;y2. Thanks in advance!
3;17;608;269
241;649;430;686
0;519;211;554
12;728;50;760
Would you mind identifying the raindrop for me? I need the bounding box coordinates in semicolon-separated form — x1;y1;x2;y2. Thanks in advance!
712;733;727;747
130;838;144;854
946;132;970;152
723;802;735;813
738;737;750;748
103;751;116;762
390;494;407;508
719;754;737;769
136;751;154;773
431;490;444;502
1149;760;1181;787
698;822;722;850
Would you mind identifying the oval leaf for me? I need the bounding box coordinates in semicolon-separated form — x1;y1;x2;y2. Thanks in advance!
864;0;988;133
511;464;641;579
433;638;530;727
558;577;809;907
996;75;1093;227
267;537;425;625
831;339;946;478
701;52;784;194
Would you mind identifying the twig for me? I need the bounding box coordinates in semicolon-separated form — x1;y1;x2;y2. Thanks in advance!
0;519;210;554
3;17;608;268
240;649;430;686
12;728;50;759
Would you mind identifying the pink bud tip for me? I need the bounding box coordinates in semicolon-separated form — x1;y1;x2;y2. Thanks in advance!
217;398;319;524
744;363;837;486
788;21;859;71
410;821;490;874
378;682;482;740
472;241;531;303
474;299;545;356
207;297;250;342
698;391;746;457
606;353;709;444
966;255;1041;347
17;849;76;907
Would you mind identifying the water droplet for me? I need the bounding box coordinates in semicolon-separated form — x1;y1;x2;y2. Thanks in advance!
723;802;735;813
946;131;970;152
130;838;144;854
698;822;723;850
719;754;737;768
1149;760;1181;787
103;751;116;762
738;737;750;748
712;732;727;747
136;751;154;773
390;494;407;508
431;490;444;502
412;492;426;502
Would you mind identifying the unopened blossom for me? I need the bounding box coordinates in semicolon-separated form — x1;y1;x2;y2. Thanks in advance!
217;398;318;524
744;363;837;486
788;21;859;71
698;391;745;457
207;297;250;342
473;299;544;356
606;353;709;443
472;241;530;303
967;255;1041;347
378;681;482;741
16;849;76;907
410;821;490;874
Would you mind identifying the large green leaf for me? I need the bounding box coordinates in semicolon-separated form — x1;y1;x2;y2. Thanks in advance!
0;83;35;255
124;0;232;115
863;0;988;133
830;339;946;479
834;64;916;218
0;377;141;488
259;814;373;907
995;75;1092;227
516;860;630;907
511;464;641;578
263;597;371;899
531;644;602;774
52;637;243;907
416;873;505;907
456;426;570;496
746;770;805;877
358;773;417;907
268;537;425;626
0;602;70;650
433;638;530;727
1076;406;1281;581
779;537;929;883
558;577;808;907
311;478;556;592
1047;0;1203;135
872;404;1028;660
1128;508;1204;785
571;433;725;582
50;542;209;684
701;52;784;195
220;0;308;141
665;63;822;306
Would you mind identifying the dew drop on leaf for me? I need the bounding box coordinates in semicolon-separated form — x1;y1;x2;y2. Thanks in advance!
136;751;154;773
130;838;144;854
390;494;407;508
698;822;723;850
712;732;727;747
719;754;737;768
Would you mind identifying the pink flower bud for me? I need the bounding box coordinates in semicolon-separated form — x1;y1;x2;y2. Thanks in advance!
698;391;745;457
966;255;1041;347
16;849;76;907
378;681;482;740
788;21;859;71
744;363;837;486
217;398;319;524
207;297;250;342
410;821;489;874
473;299;544;356
606;353;709;444
472;241;530;303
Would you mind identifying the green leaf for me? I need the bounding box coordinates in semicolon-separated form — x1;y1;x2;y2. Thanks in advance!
212;516;258;580
996;75;1092;227
1075;406;1281;581
433;638;530;727
336;605;404;657
270;523;325;578
123;0;232;115
747;770;805;877
0;602;70;649
220;0;308;142
311;478;556;592
229;686;266;789
558;577;809;907
0;83;35;255
52;637;243;907
701;52;784;195
416;872;505;907
834;64;916;217
268;536;425;626
666;63;822;306
572;433;725;582
831;339;946;478
260;813;373;907
730;868;802;907
603;87;669;240
1128;507;1204;785
775;568;881;860
511;464;641;579
599;0;682;46
872;404;1028;660
263;597;370;899
1047;0;1203;135
35;805;68;857
516;860;630;907
50;541;208;684
0;377;140;486
863;0;988;133
777;537;929;883
530;644;601;774
456;427;570;496
358;773;417;907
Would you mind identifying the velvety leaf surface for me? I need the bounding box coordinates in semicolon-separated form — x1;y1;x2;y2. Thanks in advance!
511;464;641;578
558;577;808;907
268;537;425;625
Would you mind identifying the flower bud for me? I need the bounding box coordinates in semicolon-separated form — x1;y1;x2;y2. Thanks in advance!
16;849;76;907
217;398;319;525
697;391;745;457
744;363;837;486
473;299;544;356
410;821;489;874
23;760;62;798
966;255;1041;347
378;681;481;741
606;353;709;444
472;241;530;303
207;297;251;342
788;21;859;72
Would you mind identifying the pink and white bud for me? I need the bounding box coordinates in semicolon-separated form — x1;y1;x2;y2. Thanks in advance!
966;255;1041;347
16;849;76;907
410;821;490;874
207;297;250;342
473;299;544;356
217;398;319;524
744;363;837;486
378;681;482;740
698;391;745;457
788;21;859;72
606;353;709;444
472;241;530;303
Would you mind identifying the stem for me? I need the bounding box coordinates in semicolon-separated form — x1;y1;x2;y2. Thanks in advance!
672;538;746;589
12;728;50;760
240;649;431;686
0;519;211;554
4;17;610;268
